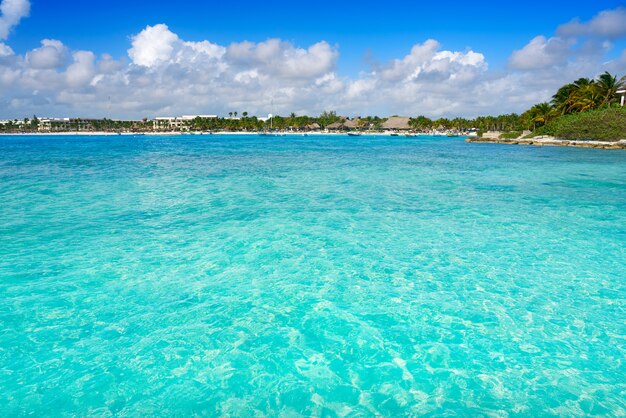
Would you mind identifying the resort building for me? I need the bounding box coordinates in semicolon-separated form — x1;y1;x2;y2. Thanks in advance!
181;115;218;121
343;118;360;130
153;117;184;130
326;116;349;131
618;90;625;107
1;119;25;126
38;118;99;132
381;116;411;131
326;121;344;131
305;123;321;131
153;115;218;131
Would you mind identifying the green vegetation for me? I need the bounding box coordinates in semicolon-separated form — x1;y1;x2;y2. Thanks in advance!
1;73;624;138
518;71;626;141
408;114;525;132
532;107;626;141
499;131;523;139
91;118;153;132
521;72;625;135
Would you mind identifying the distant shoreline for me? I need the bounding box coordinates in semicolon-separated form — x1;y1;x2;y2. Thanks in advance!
467;136;626;150
0;131;463;137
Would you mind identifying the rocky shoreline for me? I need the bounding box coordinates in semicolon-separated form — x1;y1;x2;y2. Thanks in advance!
467;136;626;150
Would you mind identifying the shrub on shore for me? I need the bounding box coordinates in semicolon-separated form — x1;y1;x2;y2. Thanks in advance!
499;131;522;139
532;107;626;141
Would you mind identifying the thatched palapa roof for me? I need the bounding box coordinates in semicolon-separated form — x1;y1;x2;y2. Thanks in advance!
343;118;361;129
327;121;344;130
381;116;411;130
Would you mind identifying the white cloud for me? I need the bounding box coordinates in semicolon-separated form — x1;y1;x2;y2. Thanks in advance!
558;7;626;39
507;7;625;76
0;40;12;56
25;39;68;69
375;40;486;85
66;51;96;87
128;24;226;69
0;6;625;120
128;24;179;67
508;36;572;70
0;0;29;40
225;38;336;80
605;49;626;74
97;53;124;74
337;40;489;116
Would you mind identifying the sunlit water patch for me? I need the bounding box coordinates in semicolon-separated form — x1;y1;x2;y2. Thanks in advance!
1;135;625;415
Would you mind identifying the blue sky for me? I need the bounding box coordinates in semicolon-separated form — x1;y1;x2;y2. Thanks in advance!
1;0;625;118
11;0;626;74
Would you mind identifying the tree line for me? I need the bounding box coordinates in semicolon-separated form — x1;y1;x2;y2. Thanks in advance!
1;72;623;133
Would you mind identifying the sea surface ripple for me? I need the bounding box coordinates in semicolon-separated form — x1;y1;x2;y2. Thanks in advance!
1;135;625;416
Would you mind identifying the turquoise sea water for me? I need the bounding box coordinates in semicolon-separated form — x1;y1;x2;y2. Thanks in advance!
0;134;625;416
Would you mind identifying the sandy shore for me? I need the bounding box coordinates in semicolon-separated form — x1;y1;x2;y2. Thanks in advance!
467;136;626;150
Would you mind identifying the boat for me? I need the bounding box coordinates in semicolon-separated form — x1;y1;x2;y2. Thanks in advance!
260;132;286;137
347;132;361;136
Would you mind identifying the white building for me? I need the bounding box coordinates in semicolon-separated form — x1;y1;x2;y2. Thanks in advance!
153;115;217;130
618;90;625;107
38;118;99;132
39;118;71;132
0;119;25;126
181;115;217;121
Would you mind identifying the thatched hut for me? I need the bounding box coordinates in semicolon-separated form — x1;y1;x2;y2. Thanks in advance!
306;123;321;131
343;118;360;130
326;121;344;130
381;116;411;131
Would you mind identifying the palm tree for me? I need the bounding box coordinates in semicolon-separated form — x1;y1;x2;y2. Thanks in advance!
551;83;576;114
568;84;601;113
552;78;596;114
288;112;296;129
572;77;593;89
528;102;552;130
595;72;624;106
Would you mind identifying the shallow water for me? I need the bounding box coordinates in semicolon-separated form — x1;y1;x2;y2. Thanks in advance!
1;134;625;416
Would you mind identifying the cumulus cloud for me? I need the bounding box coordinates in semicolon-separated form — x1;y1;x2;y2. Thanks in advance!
507;6;624;80
128;24;225;68
508;36;573;70
557;7;626;39
25;39;68;69
0;23;343;118
0;40;12;56
128;24;179;67
333;40;490;116
0;6;625;120
226;38;337;80
0;0;29;40
66;51;96;87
